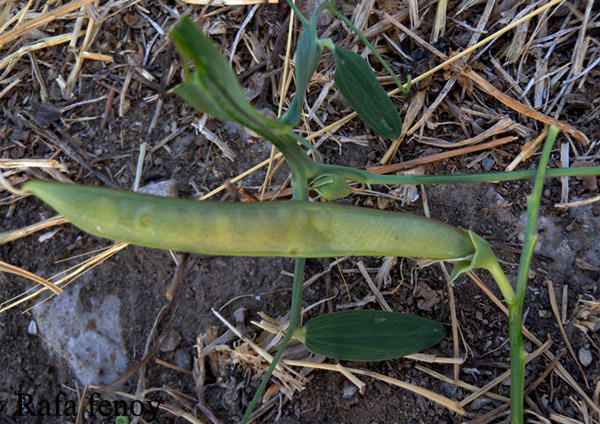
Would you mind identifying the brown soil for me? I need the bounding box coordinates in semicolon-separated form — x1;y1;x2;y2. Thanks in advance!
1;1;599;423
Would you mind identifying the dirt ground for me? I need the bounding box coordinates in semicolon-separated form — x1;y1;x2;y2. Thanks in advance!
1;0;600;423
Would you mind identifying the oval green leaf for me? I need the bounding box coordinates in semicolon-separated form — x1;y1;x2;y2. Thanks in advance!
333;46;402;139
300;310;445;361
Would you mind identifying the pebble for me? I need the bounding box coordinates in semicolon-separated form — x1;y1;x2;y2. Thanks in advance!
481;157;495;171
139;179;178;198
233;307;246;324
174;349;192;370
160;330;182;352
471;397;492;410
579;347;592;367
341;384;358;399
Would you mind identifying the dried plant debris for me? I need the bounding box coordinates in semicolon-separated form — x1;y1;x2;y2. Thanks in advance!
574;299;600;334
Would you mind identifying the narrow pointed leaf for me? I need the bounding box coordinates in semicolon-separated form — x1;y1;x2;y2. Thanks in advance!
173;78;230;122
300;310;445;361
333;46;402;139
171;18;287;138
279;21;322;126
170;18;253;118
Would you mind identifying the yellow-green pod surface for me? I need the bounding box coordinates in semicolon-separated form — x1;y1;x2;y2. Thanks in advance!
24;181;474;259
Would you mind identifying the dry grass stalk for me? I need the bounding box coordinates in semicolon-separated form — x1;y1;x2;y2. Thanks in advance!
404;353;463;365
415;364;510;403
546;280;588;386
0;0;95;49
505;125;548;172
335;363;366;394
458;339;552;408
467;272;600;416
0;259;62;295
352;0;375;33
0;242;128;313
0;32;84;77
182;0;278;4
555;194;600;208
358;260;392;311
282;359;466;414
370;136;518;173
0;215;68;244
380;90;425;164
0;158;67;171
431;0;447;43
155;358;194;376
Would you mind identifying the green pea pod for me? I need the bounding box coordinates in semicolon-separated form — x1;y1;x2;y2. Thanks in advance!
294;310;445;361
333;46;402;139
24;181;475;260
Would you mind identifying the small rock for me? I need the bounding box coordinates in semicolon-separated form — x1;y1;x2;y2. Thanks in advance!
493;192;509;208
174;349;191;370
233;307;246;324
160;330;182;352
33;282;128;385
579;347;593;367
471;397;492;410
341;384;358;399
33;104;60;127
139;179;178;198
481;157;495;171
440;382;456;398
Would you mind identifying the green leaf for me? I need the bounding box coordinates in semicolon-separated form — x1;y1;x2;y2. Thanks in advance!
297;310;445;361
173;77;231;122
171;18;285;136
171;18;253;117
279;21;322;126
170;18;323;175
332;46;402;139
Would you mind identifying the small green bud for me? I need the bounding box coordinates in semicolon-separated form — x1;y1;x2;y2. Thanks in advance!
310;174;352;200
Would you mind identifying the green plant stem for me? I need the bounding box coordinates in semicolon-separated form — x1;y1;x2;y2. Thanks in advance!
285;0;310;27
279;129;600;187
241;258;306;424
484;256;515;305
508;126;557;424
316;163;600;186
241;171;309;424
325;7;410;93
